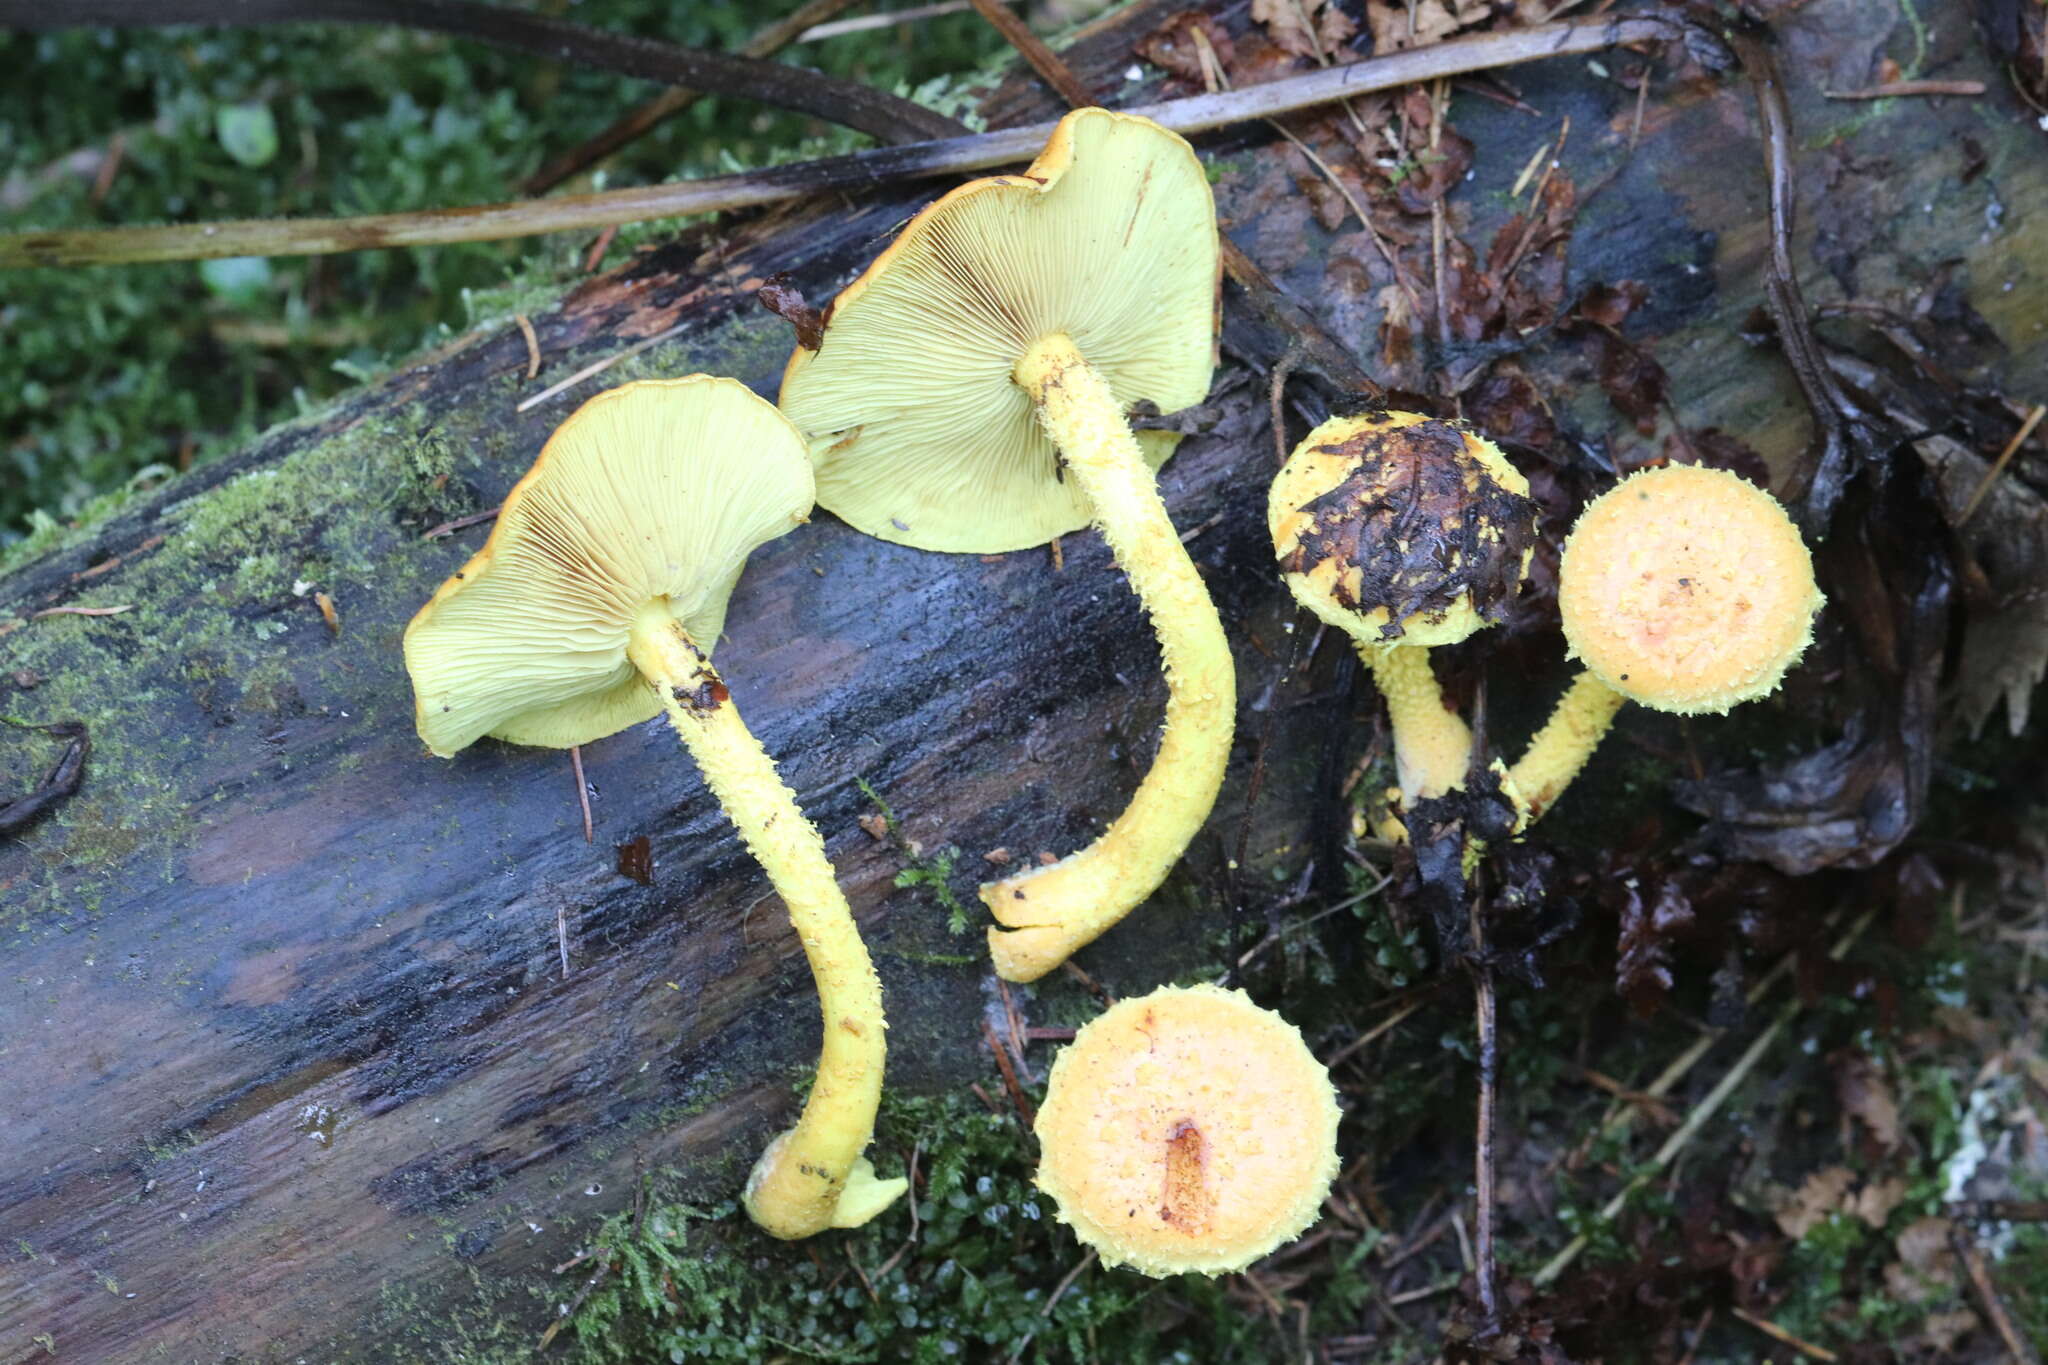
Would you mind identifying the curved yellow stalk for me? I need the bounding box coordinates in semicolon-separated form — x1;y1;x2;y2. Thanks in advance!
1359;643;1472;805
983;332;1236;983
1505;669;1628;829
626;610;905;1239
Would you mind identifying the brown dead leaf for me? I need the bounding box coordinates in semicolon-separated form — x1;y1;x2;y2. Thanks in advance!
1573;280;1649;330
1918;1307;1979;1353
857;812;890;840
1850;1175;1908;1229
1466;364;1559;452
1133;10;1235;88
1611;869;1694;1018
1365;0;1476;52
1915;424;2048;738
1667;428;1773;488
1376;282;1419;386
1884;1216;1958;1303
1252;0;1358;60
1775;1165;1855;1238
1392;128;1474;217
1835;1049;1903;1150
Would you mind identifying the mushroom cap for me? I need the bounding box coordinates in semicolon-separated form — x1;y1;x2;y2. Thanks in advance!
403;377;813;757
1269;410;1537;648
1033;984;1341;1278
778;107;1219;553
1558;462;1822;715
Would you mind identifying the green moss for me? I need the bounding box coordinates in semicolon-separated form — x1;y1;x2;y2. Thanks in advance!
0;276;1073;956
0;383;488;935
387;1084;1296;1365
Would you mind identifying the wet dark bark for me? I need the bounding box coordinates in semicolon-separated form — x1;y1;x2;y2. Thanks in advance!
2;1;2042;1359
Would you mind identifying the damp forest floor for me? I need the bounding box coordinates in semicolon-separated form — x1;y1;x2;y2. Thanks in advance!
7;0;2048;1362
399;766;2048;1365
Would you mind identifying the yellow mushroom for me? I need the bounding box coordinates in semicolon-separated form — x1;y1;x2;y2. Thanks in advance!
1508;462;1824;825
1269;410;1537;813
402;377;904;1240
779;108;1232;984
1033;984;1341;1277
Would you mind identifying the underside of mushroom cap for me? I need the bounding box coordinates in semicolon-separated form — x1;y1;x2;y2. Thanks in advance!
779;107;1219;553
1558;462;1822;714
1033;984;1341;1278
404;377;814;756
1269;410;1536;648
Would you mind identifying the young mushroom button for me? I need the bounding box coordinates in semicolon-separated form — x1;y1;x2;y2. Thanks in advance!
402;377;905;1241
1507;462;1824;825
1269;411;1538;815
779;107;1232;984
1033;984;1341;1278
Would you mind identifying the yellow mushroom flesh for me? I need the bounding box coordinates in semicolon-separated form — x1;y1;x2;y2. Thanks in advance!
403;378;904;1239
780;109;1231;983
1507;462;1823;825
1033;984;1341;1277
1269;410;1536;808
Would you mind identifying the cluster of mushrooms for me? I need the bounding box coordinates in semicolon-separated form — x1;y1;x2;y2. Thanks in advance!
403;108;1822;1275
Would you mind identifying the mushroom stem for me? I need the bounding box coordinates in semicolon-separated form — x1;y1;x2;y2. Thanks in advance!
625;610;905;1239
1504;669;1627;828
983;331;1236;983
1359;642;1472;805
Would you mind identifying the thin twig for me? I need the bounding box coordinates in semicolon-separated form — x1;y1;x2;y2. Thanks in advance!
523;0;862;193
1471;949;1498;1318
1235;877;1389;972
1675;1306;1714;1365
14;0;959;146
515;322;687;414
515;313;542;381
1729;1306;1838;1362
967;0;1091;105
1569;930;1809;1162
1534;911;1876;1286
569;745;593;844
1951;1223;2046;1365
1960;402;2046;524
29;604;133;620
420;506;501;540
1269;345;1302;466
1428;78;1452;360
1387;1275;1460;1305
801;1;973;42
982;1016;1036;1127
2;17;1674;268
1323;997;1426;1068
995;976;1033;1084
1822;79;1986;99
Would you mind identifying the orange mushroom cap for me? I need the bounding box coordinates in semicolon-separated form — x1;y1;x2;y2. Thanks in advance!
1033;984;1341;1277
1558;463;1822;715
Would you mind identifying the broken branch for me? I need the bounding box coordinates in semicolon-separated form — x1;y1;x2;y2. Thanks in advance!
0;16;1675;268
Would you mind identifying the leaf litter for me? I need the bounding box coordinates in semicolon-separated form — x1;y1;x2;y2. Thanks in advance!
1157;0;2048;1360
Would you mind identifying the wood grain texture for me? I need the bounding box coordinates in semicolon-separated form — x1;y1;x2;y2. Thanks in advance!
2;0;2042;1358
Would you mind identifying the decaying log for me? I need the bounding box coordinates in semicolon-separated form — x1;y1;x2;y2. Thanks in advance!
2;0;2042;1358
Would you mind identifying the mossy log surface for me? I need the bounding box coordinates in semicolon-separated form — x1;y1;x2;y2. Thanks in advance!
2;1;2043;1359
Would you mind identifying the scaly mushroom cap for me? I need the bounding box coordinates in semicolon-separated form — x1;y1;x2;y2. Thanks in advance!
404;377;813;756
778;107;1219;553
1034;984;1341;1278
1269;410;1537;648
1558;462;1821;715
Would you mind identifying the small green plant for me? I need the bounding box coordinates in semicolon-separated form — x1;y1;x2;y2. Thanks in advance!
513;1088;1279;1365
857;777;973;935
